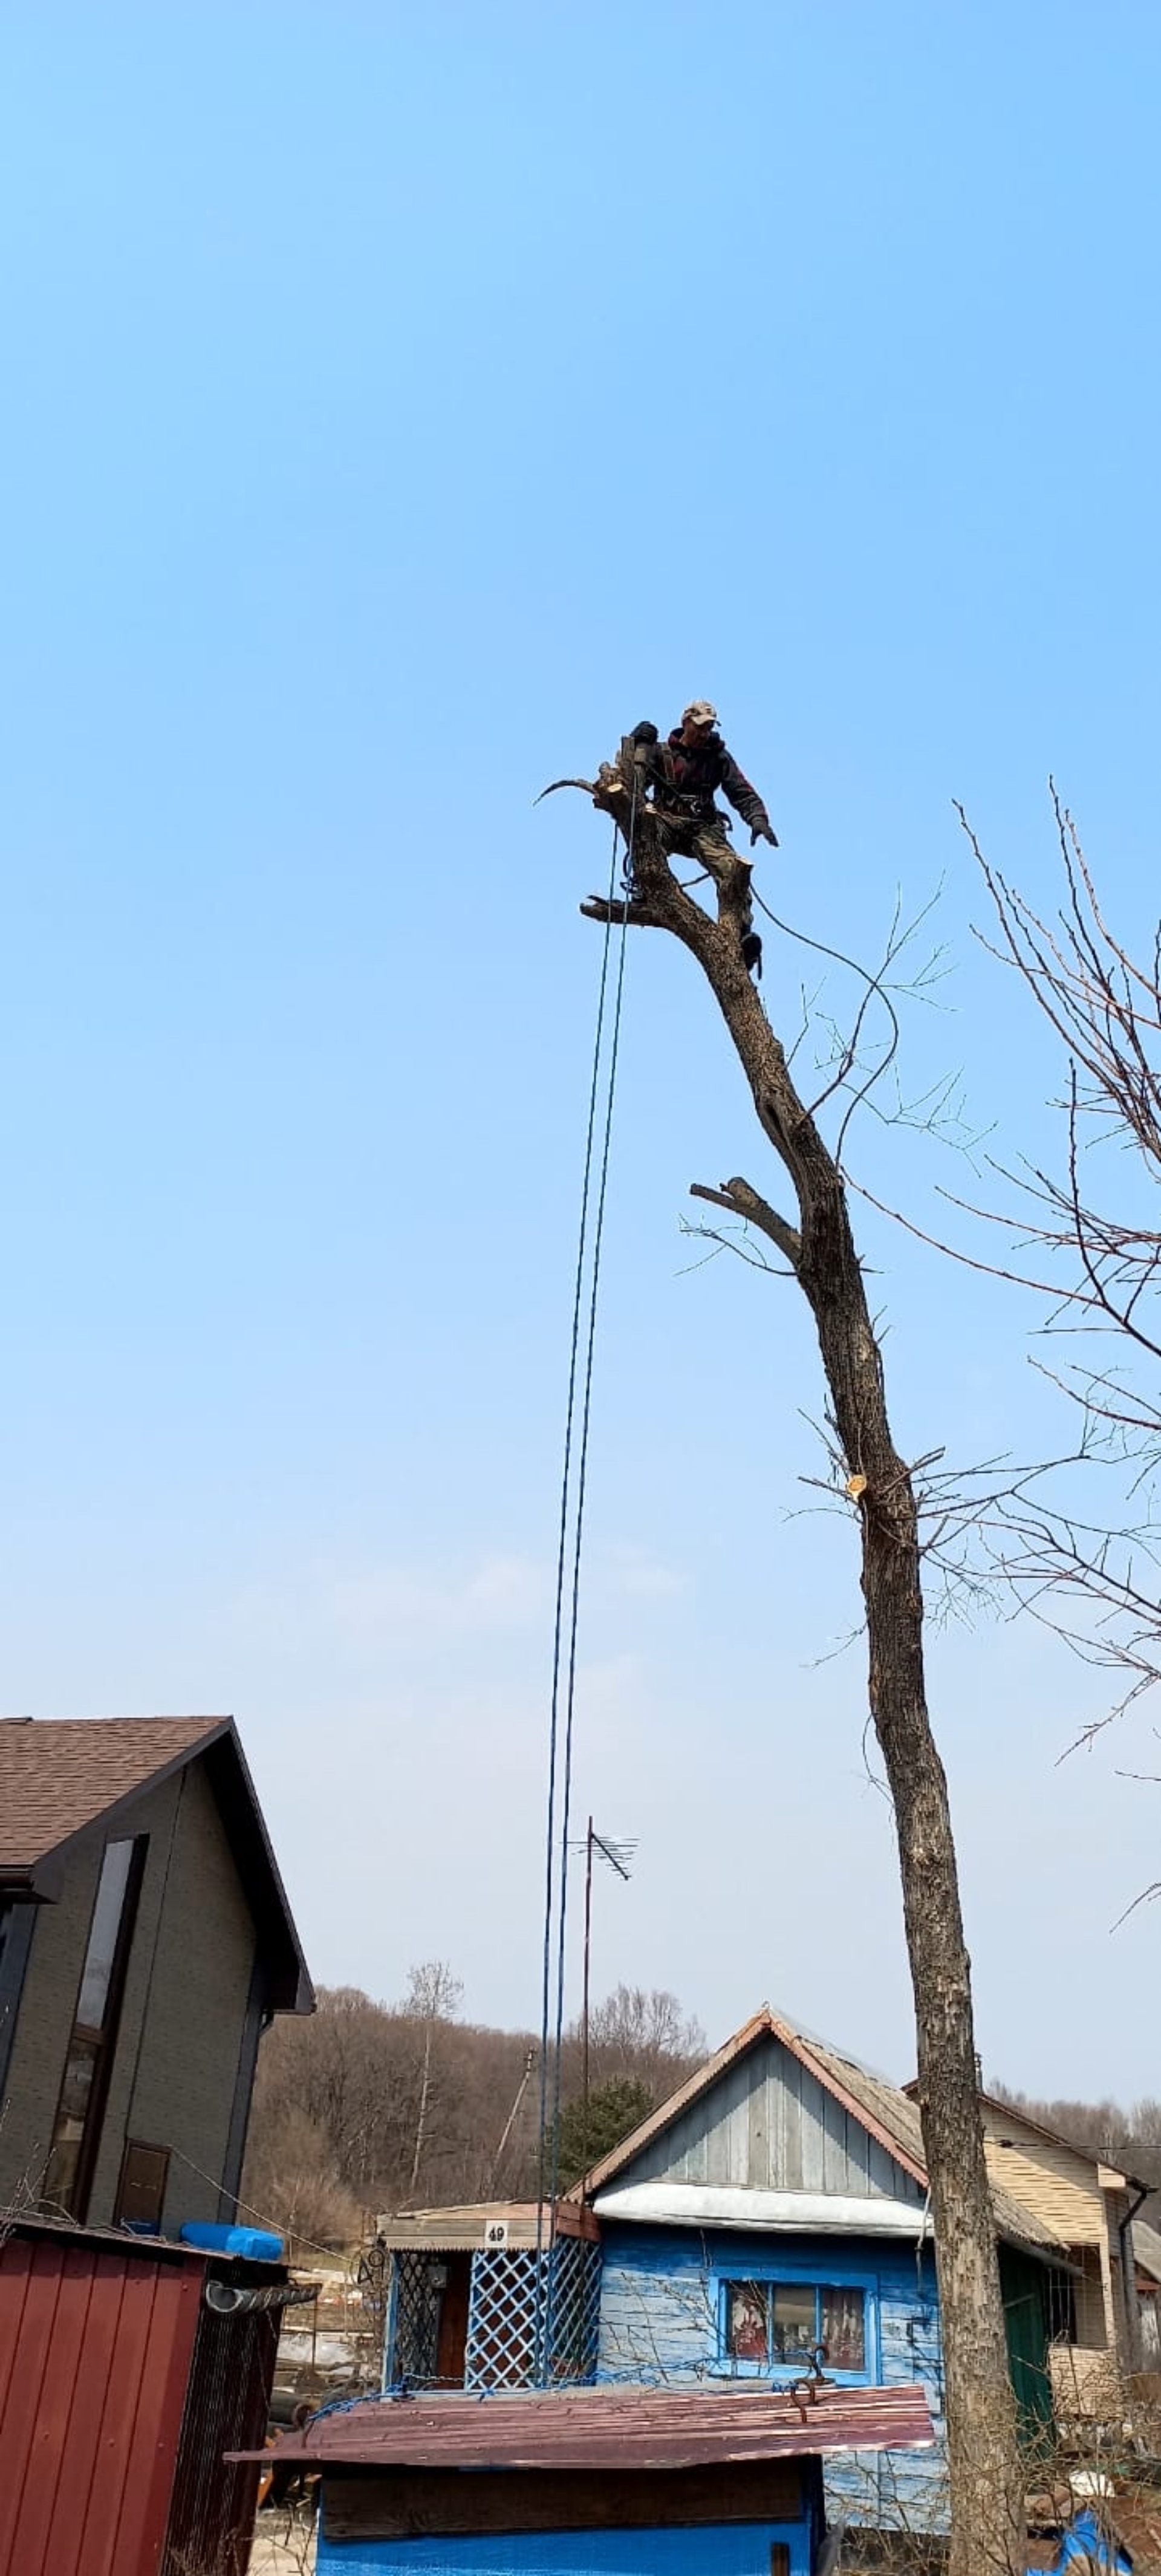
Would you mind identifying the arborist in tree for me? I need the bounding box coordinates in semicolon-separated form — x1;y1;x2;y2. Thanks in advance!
629;701;777;977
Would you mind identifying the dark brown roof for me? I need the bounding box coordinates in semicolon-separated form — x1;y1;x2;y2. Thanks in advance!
0;1716;313;2013
236;2380;935;2471
0;1717;225;1881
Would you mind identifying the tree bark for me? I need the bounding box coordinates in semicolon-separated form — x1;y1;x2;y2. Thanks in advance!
579;751;1026;2576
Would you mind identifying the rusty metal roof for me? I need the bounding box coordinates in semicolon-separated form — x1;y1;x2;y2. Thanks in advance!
238;2380;935;2471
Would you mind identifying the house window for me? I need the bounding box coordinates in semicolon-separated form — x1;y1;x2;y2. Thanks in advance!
1047;2268;1077;2343
723;2277;869;2376
42;1836;146;2220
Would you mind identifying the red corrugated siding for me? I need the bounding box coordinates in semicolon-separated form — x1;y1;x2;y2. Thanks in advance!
0;2234;201;2576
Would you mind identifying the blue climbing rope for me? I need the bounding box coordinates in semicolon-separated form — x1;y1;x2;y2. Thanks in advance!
533;782;635;2382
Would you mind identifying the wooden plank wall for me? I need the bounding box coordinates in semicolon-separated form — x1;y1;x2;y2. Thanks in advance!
324;2462;804;2542
620;2036;924;2203
596;2223;948;2536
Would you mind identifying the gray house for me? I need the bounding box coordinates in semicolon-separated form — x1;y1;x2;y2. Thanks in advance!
0;1714;313;2233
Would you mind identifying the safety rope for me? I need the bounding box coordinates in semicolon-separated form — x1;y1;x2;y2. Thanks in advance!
533;781;635;2381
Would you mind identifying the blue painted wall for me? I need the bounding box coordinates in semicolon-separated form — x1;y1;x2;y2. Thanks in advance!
596;2223;949;2532
318;2519;813;2576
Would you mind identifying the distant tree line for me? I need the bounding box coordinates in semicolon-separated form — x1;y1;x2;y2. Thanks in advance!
242;1971;704;2248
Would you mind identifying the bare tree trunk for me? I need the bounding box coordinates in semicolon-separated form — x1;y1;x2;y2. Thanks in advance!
409;2021;433;2199
578;752;1025;2576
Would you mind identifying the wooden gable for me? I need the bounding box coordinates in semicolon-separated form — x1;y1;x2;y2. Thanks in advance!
610;2030;925;2205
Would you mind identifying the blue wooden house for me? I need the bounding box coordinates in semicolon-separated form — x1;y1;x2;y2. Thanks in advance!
376;2005;1064;2536
577;2005;1062;2529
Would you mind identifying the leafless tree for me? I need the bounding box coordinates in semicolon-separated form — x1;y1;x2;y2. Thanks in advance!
939;795;1161;1898
548;735;1025;2576
244;1977;705;2223
581;1984;705;2094
405;1960;463;2197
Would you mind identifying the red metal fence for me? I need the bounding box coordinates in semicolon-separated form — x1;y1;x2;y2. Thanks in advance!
0;2220;279;2576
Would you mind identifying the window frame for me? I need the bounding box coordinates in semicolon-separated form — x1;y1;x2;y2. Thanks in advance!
43;1835;148;2222
714;2263;880;2386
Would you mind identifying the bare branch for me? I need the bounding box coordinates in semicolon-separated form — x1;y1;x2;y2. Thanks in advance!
689;1178;802;1270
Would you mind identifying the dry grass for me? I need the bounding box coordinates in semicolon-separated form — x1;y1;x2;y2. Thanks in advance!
246;2505;317;2574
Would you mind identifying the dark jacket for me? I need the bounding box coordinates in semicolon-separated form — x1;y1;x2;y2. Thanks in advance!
649;726;772;838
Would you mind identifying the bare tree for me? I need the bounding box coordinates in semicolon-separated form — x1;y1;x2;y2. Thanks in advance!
404;1960;463;2199
947;795;1161;1887
551;737;1024;2575
581;1984;705;2093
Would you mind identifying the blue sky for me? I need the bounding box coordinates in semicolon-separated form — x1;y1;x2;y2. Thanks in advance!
2;4;1159;2096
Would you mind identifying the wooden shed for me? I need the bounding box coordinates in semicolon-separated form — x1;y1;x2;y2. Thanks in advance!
240;2378;935;2576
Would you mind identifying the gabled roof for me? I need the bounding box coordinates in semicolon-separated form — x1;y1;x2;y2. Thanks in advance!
0;1716;312;2013
571;2003;1061;2256
573;2005;926;2198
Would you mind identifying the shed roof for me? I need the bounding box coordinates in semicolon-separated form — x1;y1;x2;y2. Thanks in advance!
0;1716;312;2012
570;2005;1061;2257
238;2379;935;2471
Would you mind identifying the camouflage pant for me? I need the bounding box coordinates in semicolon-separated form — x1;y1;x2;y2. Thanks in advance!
674;821;755;938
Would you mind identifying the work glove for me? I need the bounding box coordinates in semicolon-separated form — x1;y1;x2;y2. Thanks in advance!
750;822;778;848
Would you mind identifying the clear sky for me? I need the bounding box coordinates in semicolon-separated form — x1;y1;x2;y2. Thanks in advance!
2;4;1159;2098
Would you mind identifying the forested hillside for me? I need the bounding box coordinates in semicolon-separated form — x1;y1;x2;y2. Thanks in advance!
242;1977;1160;2251
242;1972;704;2245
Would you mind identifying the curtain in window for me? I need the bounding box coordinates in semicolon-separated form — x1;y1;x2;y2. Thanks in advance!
821;2284;865;2370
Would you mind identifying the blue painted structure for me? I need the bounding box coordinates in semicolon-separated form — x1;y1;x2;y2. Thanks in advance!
596;2221;946;2531
385;2237;602;2393
372;2007;1054;2540
319;2519;816;2576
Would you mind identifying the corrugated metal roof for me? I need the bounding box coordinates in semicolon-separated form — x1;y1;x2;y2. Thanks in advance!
1134;2219;1161;2284
237;2380;935;2471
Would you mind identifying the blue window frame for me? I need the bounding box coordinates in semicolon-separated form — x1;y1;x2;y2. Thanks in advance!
715;2271;879;2384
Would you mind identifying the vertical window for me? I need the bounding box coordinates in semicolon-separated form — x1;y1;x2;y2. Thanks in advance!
43;1836;146;2220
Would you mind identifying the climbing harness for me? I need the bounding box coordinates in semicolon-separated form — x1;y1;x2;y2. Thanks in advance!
532;783;636;2382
